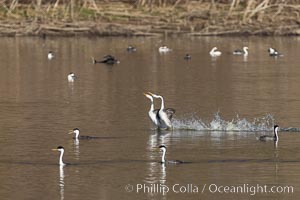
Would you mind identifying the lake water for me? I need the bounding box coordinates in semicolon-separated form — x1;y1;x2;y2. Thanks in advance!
0;36;300;200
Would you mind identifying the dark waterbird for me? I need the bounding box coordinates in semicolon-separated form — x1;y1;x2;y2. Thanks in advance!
259;125;279;142
184;54;191;60
92;55;120;65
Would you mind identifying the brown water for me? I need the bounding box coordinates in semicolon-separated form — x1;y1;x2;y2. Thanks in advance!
0;36;300;200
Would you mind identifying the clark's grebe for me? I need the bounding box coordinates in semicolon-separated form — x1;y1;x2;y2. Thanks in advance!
159;46;171;53
259;125;279;142
68;128;99;139
48;51;54;60
233;47;249;56
127;45;137;52
210;47;222;57
143;92;160;127
67;72;76;82
159;145;183;164
268;48;282;57
148;92;175;130
92;55;120;65
184;54;191;60
52;146;69;166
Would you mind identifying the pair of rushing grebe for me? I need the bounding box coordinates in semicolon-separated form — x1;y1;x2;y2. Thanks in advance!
143;92;175;130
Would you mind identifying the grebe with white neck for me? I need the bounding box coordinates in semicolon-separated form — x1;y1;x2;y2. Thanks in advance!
259;125;279;142
48;51;54;60
148;92;175;130
52;146;69;166
209;47;222;57
67;72;76;82
233;47;249;56
159;145;183;164
143;92;161;128
68;128;99;140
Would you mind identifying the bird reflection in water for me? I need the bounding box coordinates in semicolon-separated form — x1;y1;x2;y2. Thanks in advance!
59;165;65;200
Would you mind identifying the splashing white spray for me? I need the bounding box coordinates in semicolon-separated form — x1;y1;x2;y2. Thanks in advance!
172;112;275;132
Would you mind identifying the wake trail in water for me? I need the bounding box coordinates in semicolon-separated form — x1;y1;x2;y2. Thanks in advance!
172;112;300;132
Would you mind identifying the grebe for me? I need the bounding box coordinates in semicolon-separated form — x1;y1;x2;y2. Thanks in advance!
148;92;175;130
259;125;279;142
159;46;171;53
92;55;120;65
52;146;69;166
143;92;160;127
67;72;76;82
48;51;54;60
233;47;249;56
159;145;183;164
210;47;222;57
127;45;137;52
184;54;191;60
268;48;282;57
68;128;99;139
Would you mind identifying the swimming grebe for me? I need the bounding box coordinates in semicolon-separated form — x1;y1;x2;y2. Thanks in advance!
259;125;279;142
48;51;54;60
68;128;99;140
210;47;222;57
233;47;249;56
67;72;76;82
52;146;69;166
159;145;183;164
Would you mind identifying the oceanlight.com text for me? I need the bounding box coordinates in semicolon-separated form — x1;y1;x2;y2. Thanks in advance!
125;183;294;196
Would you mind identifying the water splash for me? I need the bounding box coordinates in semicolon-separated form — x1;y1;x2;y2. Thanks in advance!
172;112;275;132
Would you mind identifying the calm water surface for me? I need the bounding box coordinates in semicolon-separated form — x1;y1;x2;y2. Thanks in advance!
0;36;300;200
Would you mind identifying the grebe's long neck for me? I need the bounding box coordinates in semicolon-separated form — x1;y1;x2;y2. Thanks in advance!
59;150;65;166
243;47;248;56
75;131;79;139
159;96;165;110
274;128;279;141
149;98;154;112
210;48;215;54
161;148;166;163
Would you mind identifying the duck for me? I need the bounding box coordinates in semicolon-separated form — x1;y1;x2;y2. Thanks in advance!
184;54;192;60
159;46;171;53
92;55;120;65
127;45;137;52
268;48;282;57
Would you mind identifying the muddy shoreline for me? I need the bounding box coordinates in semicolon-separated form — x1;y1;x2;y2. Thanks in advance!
0;2;299;37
